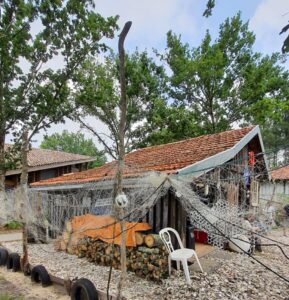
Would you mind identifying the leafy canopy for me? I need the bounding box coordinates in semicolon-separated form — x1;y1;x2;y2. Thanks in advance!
160;14;289;144
40;131;106;168
203;0;289;54
73;50;168;155
0;0;118;178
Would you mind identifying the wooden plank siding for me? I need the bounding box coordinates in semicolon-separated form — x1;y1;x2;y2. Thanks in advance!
145;189;188;247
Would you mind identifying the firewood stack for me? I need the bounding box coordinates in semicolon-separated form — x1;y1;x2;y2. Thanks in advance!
73;233;169;281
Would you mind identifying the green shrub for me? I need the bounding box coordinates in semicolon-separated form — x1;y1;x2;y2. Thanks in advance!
4;221;22;230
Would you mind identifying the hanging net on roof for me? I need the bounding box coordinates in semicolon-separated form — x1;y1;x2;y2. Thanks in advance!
168;176;248;248
1;162;257;248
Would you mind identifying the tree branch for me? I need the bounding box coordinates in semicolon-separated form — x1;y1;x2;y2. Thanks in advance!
77;116;117;159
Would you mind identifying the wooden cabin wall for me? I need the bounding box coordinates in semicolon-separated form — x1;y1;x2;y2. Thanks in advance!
143;189;188;247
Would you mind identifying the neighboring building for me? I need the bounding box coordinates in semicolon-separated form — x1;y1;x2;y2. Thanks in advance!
259;165;289;204
31;126;269;245
5;147;96;189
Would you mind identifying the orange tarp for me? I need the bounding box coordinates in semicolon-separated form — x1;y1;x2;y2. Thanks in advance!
70;214;151;247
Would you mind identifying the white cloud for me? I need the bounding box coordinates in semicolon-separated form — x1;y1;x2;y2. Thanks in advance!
250;0;289;53
94;0;198;50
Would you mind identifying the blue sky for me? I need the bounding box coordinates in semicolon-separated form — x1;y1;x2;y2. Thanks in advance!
14;0;289;148
94;0;289;56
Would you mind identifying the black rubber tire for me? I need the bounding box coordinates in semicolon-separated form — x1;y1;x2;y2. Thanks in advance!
70;278;98;300
31;265;51;287
0;248;8;266
6;253;20;272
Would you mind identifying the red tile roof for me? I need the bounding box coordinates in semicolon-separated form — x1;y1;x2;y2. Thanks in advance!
271;165;289;181
31;126;256;187
5;146;95;175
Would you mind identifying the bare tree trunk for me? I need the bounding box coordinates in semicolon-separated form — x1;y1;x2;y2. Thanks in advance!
0;66;6;211
20;130;29;267
115;21;132;300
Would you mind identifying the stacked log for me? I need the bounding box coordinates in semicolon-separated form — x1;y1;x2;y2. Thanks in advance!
72;236;169;281
55;222;169;281
54;221;74;253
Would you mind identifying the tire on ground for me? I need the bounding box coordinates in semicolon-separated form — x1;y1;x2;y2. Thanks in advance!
31;265;51;287
70;278;98;300
0;248;8;266
6;252;20;272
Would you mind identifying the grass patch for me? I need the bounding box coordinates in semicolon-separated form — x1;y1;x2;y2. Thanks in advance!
0;275;6;281
0;294;24;300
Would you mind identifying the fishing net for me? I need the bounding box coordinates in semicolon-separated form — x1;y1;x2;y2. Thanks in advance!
0;162;265;248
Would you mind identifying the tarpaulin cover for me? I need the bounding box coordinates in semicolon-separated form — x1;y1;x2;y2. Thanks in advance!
70;214;151;247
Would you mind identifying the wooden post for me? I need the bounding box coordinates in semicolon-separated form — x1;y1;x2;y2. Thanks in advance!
115;21;132;300
20;130;29;267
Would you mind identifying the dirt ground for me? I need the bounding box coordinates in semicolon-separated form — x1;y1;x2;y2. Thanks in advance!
0;268;69;300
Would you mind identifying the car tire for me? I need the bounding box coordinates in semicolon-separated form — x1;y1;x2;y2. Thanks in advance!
0;248;8;266
31;265;51;287
6;253;20;272
70;278;98;300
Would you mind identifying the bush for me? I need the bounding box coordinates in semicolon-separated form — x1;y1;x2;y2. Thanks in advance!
4;221;22;230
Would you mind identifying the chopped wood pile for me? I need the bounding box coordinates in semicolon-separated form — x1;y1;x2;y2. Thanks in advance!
54;220;169;281
74;235;169;281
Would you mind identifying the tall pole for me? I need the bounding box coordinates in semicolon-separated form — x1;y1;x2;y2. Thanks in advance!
115;21;132;300
20;129;29;268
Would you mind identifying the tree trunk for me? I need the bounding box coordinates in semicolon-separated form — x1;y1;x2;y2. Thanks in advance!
0;66;6;216
115;21;132;300
20;130;29;267
0;133;6;222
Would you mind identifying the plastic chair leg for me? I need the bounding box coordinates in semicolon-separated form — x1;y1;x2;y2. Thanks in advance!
176;260;180;270
168;256;171;275
182;259;191;285
194;254;204;273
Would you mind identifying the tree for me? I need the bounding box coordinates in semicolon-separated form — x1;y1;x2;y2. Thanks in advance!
280;23;289;54
160;14;289;145
73;49;168;155
162;14;257;133
73;21;134;300
0;0;118;193
204;0;289;54
40;131;106;168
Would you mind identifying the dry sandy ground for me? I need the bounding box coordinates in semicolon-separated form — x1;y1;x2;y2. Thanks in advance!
0;268;69;300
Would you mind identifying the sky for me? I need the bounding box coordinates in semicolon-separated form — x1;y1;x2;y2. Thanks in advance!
8;0;289;150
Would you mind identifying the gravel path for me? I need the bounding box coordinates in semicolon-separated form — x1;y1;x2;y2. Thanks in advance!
2;230;289;300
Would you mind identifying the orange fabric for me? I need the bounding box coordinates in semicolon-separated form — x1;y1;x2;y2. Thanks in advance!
70;214;151;247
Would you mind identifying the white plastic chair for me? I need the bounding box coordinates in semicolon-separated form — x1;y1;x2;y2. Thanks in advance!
159;227;203;284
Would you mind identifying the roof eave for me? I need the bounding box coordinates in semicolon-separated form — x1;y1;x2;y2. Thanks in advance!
6;158;96;176
177;126;270;179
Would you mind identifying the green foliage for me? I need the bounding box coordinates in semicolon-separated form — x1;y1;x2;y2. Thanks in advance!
73;50;168;154
0;0;118;184
280;23;289;53
157;13;289;150
4;220;23;230
204;1;289;54
162;14;256;133
0;294;24;300
73;13;289;152
203;0;215;17
40;131;106;168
